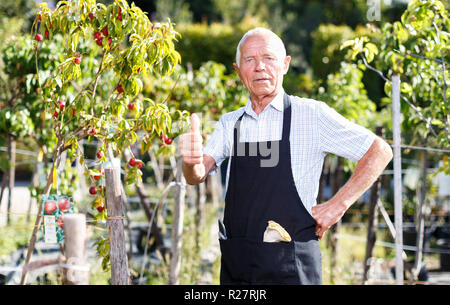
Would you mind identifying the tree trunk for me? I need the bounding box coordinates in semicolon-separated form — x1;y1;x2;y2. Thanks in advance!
195;182;206;250
27;159;40;222
412;147;428;282
363;127;384;284
0;170;8;215
148;149;164;190
6;134;16;225
169;158;186;285
328;156;343;284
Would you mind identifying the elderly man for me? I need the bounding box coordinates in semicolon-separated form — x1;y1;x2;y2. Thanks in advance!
178;27;392;285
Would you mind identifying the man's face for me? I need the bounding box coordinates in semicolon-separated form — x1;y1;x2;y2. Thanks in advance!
234;34;291;99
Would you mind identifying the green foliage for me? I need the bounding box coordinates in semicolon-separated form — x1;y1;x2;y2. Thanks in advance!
143;61;248;137
318;62;376;127
311;24;355;80
341;0;449;157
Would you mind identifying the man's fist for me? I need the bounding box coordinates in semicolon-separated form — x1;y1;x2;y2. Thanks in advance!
179;113;203;165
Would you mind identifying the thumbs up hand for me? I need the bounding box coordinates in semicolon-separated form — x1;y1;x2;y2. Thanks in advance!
179;113;203;165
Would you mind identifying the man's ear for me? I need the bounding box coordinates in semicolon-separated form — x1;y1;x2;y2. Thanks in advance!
233;62;242;79
283;56;291;75
233;62;239;73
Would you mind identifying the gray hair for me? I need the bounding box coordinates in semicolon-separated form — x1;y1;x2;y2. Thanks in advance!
235;27;287;68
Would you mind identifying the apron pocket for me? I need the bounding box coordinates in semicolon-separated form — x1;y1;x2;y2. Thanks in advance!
251;241;299;284
219;237;299;284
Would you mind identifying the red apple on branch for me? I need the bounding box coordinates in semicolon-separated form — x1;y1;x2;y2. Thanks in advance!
101;26;108;37
89;186;97;195
129;157;137;167
58;100;65;110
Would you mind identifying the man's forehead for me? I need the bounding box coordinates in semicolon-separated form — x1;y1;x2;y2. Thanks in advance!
240;34;283;55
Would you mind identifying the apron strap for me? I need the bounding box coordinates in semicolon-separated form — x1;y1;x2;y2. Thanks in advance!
281;93;291;143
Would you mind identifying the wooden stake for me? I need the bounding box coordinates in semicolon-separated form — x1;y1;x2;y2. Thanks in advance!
392;74;404;285
63;213;89;285
105;167;130;285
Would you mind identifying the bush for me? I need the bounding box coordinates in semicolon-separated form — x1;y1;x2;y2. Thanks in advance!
310;24;355;81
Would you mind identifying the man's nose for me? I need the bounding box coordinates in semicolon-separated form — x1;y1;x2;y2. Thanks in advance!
255;59;266;71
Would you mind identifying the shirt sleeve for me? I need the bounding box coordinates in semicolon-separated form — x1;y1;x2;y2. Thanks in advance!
203;116;230;174
318;102;376;162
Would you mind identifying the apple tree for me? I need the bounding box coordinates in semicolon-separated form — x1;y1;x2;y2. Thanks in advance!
20;0;184;283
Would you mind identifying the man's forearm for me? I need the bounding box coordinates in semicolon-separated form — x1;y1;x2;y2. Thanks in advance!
312;137;393;239
332;136;393;210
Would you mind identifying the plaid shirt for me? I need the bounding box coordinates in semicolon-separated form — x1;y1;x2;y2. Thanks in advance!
203;89;376;214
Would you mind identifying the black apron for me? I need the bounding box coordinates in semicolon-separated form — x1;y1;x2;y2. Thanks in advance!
219;93;322;285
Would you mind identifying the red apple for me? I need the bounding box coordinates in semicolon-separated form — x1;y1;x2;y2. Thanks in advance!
89;186;97;195
129;157;137;167
58;198;71;212
53;111;58;117
74;57;81;64
101;26;108;37
58;100;65;110
35;34;43;42
96;151;103;159
116;84;124;93
137;162;143;169
93;32;102;40
160;134;168;142
88;13;94;20
165;138;173;145
90;128;97;135
44;201;57;214
44;30;49;38
128;103;135;110
97;205;104;212
95;37;103;46
117;7;122;21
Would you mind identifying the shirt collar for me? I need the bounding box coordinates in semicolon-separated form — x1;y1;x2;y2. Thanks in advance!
244;88;285;118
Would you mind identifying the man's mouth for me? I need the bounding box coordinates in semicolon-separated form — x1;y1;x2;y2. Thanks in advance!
254;78;270;82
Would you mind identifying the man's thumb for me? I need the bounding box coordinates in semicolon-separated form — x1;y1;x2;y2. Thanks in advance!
190;113;201;134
